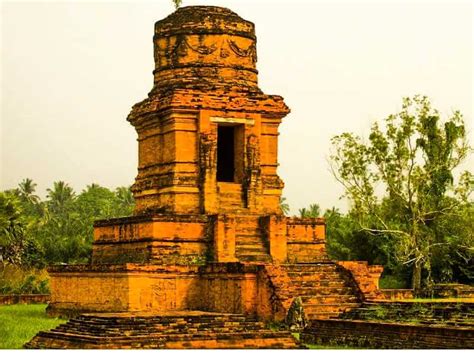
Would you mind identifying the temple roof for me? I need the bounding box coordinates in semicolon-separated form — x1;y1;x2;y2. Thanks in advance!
154;6;256;40
151;6;259;93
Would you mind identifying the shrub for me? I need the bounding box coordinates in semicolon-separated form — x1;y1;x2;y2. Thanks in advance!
0;263;50;294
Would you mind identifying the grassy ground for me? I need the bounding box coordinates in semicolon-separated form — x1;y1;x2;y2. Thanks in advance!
292;332;356;349
0;304;66;349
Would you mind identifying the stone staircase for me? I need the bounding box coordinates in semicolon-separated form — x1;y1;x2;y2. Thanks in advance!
235;216;271;263
279;262;362;320
25;311;301;349
217;183;245;212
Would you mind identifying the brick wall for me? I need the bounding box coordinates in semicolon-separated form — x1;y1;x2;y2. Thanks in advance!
379;289;414;300
0;294;50;305
301;319;474;349
336;261;384;300
46;263;278;318
285;218;327;262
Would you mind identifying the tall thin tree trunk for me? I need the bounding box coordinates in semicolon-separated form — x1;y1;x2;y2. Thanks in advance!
412;261;422;295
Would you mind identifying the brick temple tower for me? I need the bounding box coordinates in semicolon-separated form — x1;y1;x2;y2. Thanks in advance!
129;6;288;217
37;7;383;344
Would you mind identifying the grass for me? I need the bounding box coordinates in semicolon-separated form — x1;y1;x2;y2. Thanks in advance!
292;332;358;349
305;344;358;349
0;304;66;349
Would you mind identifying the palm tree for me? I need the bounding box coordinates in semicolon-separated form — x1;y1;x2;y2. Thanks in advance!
299;203;321;218
46;181;76;215
280;197;290;216
0;192;26;265
115;186;135;215
18;178;40;205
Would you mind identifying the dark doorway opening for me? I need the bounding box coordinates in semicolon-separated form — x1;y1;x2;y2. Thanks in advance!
217;125;235;182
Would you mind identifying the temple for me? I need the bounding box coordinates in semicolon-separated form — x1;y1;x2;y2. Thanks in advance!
27;6;384;349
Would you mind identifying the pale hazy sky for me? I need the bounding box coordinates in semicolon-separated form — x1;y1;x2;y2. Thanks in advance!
1;0;473;214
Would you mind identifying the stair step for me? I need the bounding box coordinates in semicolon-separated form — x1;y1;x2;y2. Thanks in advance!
293;286;356;296
286;271;342;277
26;313;301;349
236;239;265;247
285;266;339;271
235;232;263;239
290;279;347;287
301;295;359;304
236;244;267;251
237;255;272;263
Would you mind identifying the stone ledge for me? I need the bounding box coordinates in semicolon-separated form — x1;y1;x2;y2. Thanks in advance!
301;318;474;349
94;214;209;227
48;262;261;275
0;294;50;305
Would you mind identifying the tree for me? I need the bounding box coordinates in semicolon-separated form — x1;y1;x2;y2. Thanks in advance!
428;195;474;284
324;207;409;286
18;178;40;205
36;182;135;264
38;181;81;263
46;181;76;216
330;95;472;292
115;186;135;216
1;180;136;268
0;191;44;267
172;0;182;10
280;197;290;216
0;192;24;265
299;203;321;218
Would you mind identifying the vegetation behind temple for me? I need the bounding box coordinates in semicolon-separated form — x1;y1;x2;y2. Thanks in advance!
327;96;473;292
0;180;134;293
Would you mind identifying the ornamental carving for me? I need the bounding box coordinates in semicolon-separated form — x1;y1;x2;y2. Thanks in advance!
156;36;257;66
246;134;260;170
172;36;218;57
200;133;217;171
228;39;257;63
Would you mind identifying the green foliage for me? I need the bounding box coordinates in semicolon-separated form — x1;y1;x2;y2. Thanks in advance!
0;264;50;295
324;207;410;288
0;191;44;267
299;204;321;218
279;197;290;216
330;95;473;291
172;0;182;10
0;304;66;349
1;179;135;269
379;275;409;289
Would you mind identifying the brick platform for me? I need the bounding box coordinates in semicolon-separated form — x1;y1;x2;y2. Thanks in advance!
341;300;474;327
25;311;301;349
301;318;474;349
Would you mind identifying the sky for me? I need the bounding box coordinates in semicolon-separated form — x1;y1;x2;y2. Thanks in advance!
1;0;473;215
